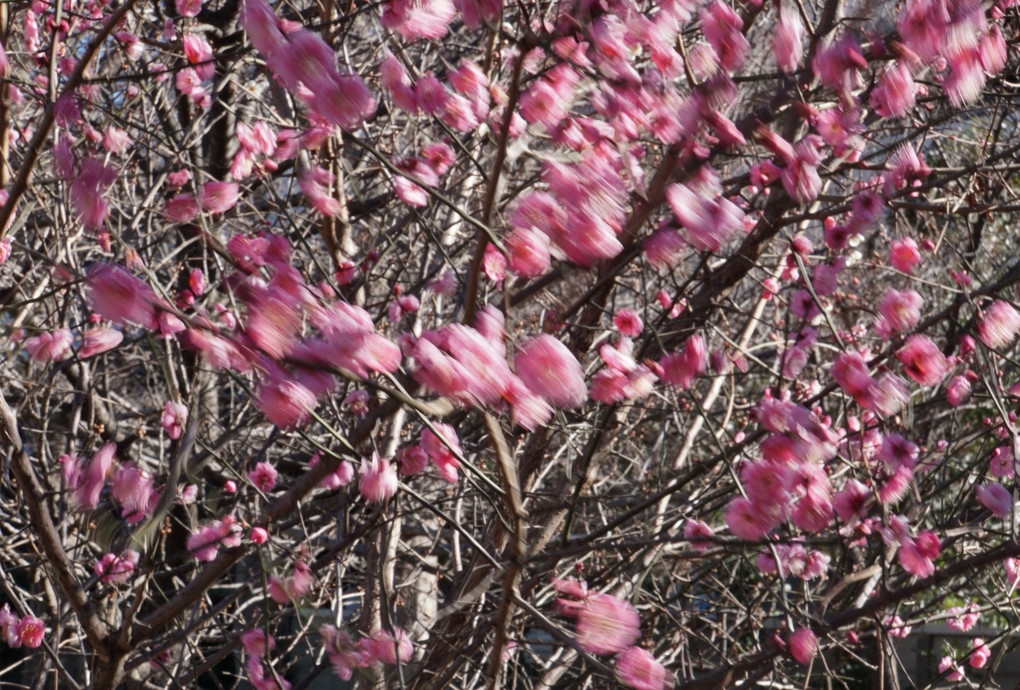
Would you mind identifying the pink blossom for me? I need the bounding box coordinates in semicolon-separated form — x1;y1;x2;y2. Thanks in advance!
16;616;44;649
299;167;341;217
947;603;980;631
79;327;123;358
367;628;413;665
381;51;417;112
889;237;921;273
506;226;551;278
978;300;1020;349
87;263;158;329
241;629;276;658
939;655;965;682
684;520;714;551
977;483;1012;518
102;126;132;155
94;549;139;584
515;335;587;409
990;446;1015;479
660;335;707;389
773;2;803;74
616;646;668;690
251;527;269;544
199;181;239;214
249;461;278;492
254;371;317;430
870;61;917;118
162;401;188;440
613;309;643;337
725;497;772;541
71;158;116;229
700;0;749;74
381;0;456;41
898;538;935;577
24;328;73;362
574;593;640;654
421;423;463;482
897;335;947;387
879;289;923;333
176;0;201;16
789;628;818;665
947;375;972;407
111;463;158;523
971;638;990;668
359;453;398;502
73;443;116;511
165;194;200;224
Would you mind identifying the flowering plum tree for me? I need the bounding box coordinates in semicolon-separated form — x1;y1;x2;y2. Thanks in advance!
0;0;1018;687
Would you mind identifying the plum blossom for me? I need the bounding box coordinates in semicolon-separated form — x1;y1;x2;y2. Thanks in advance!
515;335;587;409
162;401;188;440
789;628;818;665
94;549;140;584
978;300;1020;350
616;646;668;690
897;335;947;387
359;453;398;502
249;461;278;493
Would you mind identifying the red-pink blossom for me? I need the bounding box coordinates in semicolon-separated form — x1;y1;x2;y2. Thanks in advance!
700;0;749;74
616;646;668;690
789;628;818;665
897;335;947;387
870;61;917;118
971;638;990;668
684;520;714;551
15;616;44;649
79;327;123;358
176;0;201;16
506;226;551;278
725;497;772;541
613;309;644;337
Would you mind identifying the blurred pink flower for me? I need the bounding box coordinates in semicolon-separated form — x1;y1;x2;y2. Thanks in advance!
249;461;278;492
515;335;587;409
978;300;1020;350
977;483;1012;518
360;453;398;502
789;628;818;665
94;549;139;584
616;646;668;690
897;335;947;387
87;263;158;329
162;401;188;440
889;237;921;273
79;327;123;358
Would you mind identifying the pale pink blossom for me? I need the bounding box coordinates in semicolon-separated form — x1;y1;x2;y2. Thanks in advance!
684;520;714;551
366;628;413;665
381;0;456;41
879;289;923;333
241;629;276;658
506;226;551;277
111;463;158;523
947;375;972;407
773;1;803;74
568;593;641;655
870;61;917;118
